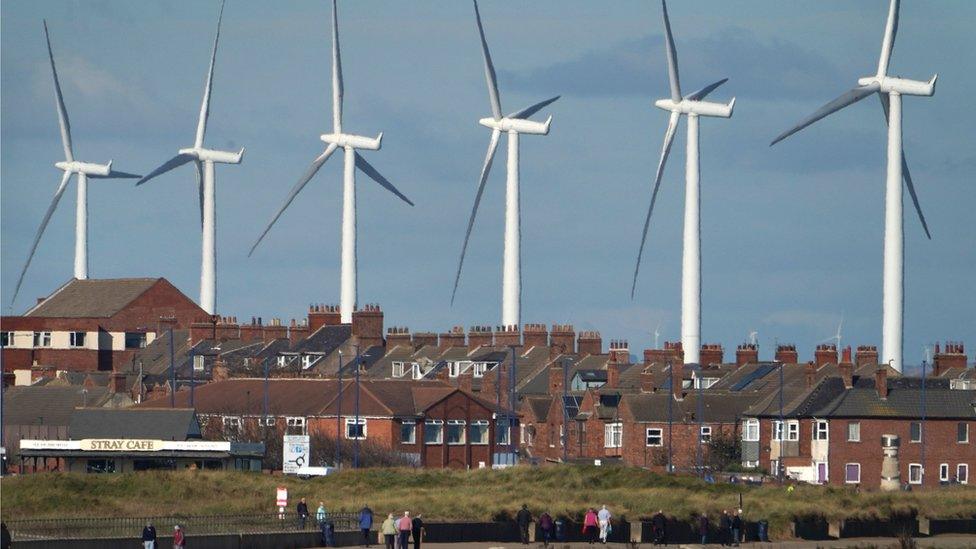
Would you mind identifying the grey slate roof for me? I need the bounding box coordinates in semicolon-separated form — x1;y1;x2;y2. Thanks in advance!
25;278;160;317
3;386;111;426
69;408;202;440
623;392;756;423
811;377;976;419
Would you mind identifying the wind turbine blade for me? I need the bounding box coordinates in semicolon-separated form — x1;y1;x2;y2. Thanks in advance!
249;144;338;256
770;83;879;146
194;0;226;149
631;111;680;298
880;93;931;239
508;96;560;120
135;154;194;186
473;0;502;120
90;170;142;179
43;21;72;162
331;0;343;132
877;0;899;76
685;78;728;102
661;0;681;101
355;153;414;206
451;128;501;305
195;160;205;230
11;171;73;305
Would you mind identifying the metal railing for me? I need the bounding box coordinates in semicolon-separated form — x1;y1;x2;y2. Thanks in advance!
7;512;360;540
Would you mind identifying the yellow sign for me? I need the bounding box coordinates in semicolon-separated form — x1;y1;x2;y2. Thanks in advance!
79;439;163;452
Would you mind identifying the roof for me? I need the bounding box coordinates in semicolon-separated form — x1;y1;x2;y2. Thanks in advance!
2;385;111;426
622;392;756;424
811;377;976;419
25;278;161;318
69;408;201;440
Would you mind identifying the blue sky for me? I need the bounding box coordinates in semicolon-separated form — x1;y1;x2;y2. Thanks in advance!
2;1;973;366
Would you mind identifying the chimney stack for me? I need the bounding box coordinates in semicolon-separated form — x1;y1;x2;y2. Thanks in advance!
263;318;288;342
412;332;439;348
699;343;724;366
671;362;684;401
549;363;565;395
775;344;799;364
523;323;549;349
189;316;217;345
308;304;342;332
609;339;630;365
468;325;493;349
855;345;879;367
639;366;655;393
109;371;127;394
644;341;683;366
839;355;854;389
213;316;240;341
352;304;384;349
736;343;759;368
577;331;602;357
804;361;817;389
606;362;620;389
933;342;967;376
239;317;263;342
156;316;178;334
495;324;522;347
549;324;576;359
439;326;466;349
875;367;889;399
288;318;309;345
386;326;412;349
814;344;838;368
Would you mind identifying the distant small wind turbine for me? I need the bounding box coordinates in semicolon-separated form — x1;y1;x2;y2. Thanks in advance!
820;316;844;348
250;0;413;324
450;0;559;329
135;0;243;315
770;0;936;373
10;21;141;306
749;331;759;346
630;0;735;365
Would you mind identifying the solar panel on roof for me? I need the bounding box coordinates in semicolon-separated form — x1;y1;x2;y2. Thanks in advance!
563;395;581;417
730;364;776;391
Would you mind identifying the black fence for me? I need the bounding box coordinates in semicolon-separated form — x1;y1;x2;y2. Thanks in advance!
6;512;359;541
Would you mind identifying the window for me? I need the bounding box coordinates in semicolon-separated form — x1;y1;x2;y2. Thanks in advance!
814;420;829;441
847;421;861;442
345;418;366;439
69;331;86;347
940;463;950;482
743;460;759;468
392;361;408;377
958;422;969;443
286;417;306;433
222;416;242;430
470;420;489;445
448;362;461;378
646;428;664;447
0;331;10;347
424;420;443;444
473;362;494;378
258;417;276;427
604;422;623;448
446;420;466;445
700;426;712;443
559;424;565;446
33;331;52;347
743;419;759;442
772;420;798;441
958;464;969;484
910;422;922;443
301;355;314;369
193;355;205;372
277;355;288;367
845;463;861;484
495;421;511;445
400;422;416;444
124;332;147;349
909;463;923;484
86;459;116;474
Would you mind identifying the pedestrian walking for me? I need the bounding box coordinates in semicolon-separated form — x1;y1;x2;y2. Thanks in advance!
516;503;532;545
360;504;375;547
1;523;10;549
719;510;731;546
597;505;612;544
651;510;667;545
142;522;157;549
397;512;412;549
411;514;425;549
731;511;743;547
297;497;309;529
538;512;554;547
172;525;185;549
698;511;710;545
317;501;327;524
381;514;397;549
582;508;599;544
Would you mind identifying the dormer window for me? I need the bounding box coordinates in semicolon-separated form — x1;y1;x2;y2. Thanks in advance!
276;355;288;368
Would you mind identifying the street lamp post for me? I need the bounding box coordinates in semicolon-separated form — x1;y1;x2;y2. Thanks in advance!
667;361;673;474
336;350;343;468
354;345;361;469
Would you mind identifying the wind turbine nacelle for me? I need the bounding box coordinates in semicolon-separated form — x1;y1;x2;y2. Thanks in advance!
654;98;735;118
54;160;111;176
180;147;245;164
320;132;382;150
858;75;937;97
479;116;552;135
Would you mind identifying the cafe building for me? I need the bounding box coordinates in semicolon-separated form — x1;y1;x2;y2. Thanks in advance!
17;408;263;473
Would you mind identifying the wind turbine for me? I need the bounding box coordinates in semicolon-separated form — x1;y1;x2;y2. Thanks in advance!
820;316;844;348
135;0;243;315
450;0;559;328
749;330;759;347
770;0;936;373
629;0;735;365
10;21;141;306
249;0;413;324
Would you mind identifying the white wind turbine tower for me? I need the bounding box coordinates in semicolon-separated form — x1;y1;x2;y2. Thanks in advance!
250;0;413;324
771;0;936;373
630;0;735;365
10;22;141;306
135;0;243;315
451;0;559;328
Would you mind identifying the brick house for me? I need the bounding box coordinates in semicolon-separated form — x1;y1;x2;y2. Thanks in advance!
1;278;206;374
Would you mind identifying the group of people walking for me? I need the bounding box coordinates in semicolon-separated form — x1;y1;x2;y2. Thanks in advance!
140;523;184;549
700;509;745;546
378;510;425;549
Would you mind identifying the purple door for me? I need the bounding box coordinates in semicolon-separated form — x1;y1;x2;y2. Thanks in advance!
817;462;827;483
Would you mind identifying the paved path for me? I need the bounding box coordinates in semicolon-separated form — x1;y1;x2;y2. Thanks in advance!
318;535;976;548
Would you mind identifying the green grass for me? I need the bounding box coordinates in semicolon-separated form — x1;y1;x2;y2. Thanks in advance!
3;466;974;538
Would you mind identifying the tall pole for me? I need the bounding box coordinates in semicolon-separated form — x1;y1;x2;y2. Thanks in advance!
340;147;357;324
189;351;195;408
509;345;517;458
336;350;343;468
697;367;704;477
682;114;701;365
882;92;904;372
200;160;217;314
920;358;927;484
263;359;270;422
667;361;673;474
778;361;784;481
563;357;569;463
74;173;88;279
502;131;521;328
353;345;361;468
169;328;175;408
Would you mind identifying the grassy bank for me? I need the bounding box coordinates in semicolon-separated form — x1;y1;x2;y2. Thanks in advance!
3;467;974;536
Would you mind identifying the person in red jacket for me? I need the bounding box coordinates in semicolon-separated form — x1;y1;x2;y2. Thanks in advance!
582;508;599;543
172;525;185;549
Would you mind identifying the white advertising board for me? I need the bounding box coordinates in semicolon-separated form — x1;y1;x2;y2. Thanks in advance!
282;435;310;474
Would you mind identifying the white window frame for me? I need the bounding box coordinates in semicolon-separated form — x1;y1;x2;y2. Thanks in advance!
700;426;712;443
909;463;923;485
813;420;829;441
392;361;407;378
743;419;759;442
958;464;969;484
845;463;861;484
400;421;416;444
646;428;664;447
446;419;467;445
34;331;52;348
345;417;367;440
69;331;86;348
258;417;276;427
958;422;969;443
910;421;922;443
470;420;489;445
473;362;495;378
448;362;461;378
743;460;759;468
495;421;511;445
847;421;861;442
301;355;314;369
939;463;950;482
787;420;800;441
424;420;444;444
604;422;623;449
558;424;565;446
286;416;306;432
276;355;288;367
222;416;242;430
